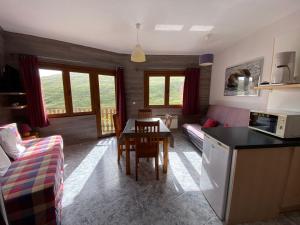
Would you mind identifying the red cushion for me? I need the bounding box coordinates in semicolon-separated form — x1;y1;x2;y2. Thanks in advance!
203;118;218;128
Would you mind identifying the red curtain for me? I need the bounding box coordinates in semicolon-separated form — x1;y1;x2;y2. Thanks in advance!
19;55;49;127
116;67;127;129
182;68;200;115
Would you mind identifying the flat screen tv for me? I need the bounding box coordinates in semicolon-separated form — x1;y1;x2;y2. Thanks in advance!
0;65;24;92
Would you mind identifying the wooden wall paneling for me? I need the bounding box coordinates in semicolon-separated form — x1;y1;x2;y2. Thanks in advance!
225;147;293;225
3;31;212;119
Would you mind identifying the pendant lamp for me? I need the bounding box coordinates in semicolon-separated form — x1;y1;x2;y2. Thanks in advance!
131;23;146;63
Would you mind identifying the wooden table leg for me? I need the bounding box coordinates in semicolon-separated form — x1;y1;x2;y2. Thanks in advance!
163;138;169;173
125;138;131;175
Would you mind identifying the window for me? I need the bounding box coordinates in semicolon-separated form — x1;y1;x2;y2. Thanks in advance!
39;69;66;115
149;76;165;105
38;63;115;118
144;71;185;107
70;72;92;113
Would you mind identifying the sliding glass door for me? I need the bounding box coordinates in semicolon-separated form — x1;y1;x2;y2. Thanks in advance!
95;74;116;137
39;62;116;138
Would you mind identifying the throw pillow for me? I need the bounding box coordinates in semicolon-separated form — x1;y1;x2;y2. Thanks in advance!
203;118;218;128
0;128;25;160
0;123;22;143
0;145;11;176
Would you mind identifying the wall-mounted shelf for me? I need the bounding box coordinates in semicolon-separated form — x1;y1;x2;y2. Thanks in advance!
254;83;300;90
0;92;26;96
5;105;27;110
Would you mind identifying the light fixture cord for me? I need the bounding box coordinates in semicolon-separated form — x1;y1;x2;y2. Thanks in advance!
136;23;141;45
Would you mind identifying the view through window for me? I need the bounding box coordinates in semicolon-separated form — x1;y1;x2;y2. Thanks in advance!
145;71;185;107
39;69;66;115
70;72;92;113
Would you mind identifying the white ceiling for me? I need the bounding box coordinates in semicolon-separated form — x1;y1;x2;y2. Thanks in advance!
1;0;300;55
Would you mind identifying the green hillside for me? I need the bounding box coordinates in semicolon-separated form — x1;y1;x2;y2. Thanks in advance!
40;72;184;111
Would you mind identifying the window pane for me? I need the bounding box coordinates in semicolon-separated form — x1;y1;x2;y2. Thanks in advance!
169;76;185;105
149;76;165;105
70;72;92;113
39;69;66;115
99;75;116;134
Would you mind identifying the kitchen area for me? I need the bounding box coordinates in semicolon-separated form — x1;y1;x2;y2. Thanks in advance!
200;111;300;225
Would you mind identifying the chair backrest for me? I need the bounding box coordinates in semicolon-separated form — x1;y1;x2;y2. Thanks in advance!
164;114;173;129
113;114;122;138
135;120;160;145
138;108;152;118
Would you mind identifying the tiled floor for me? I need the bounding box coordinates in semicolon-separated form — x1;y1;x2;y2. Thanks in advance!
61;131;300;225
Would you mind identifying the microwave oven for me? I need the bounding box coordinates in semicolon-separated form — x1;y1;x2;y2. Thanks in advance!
249;110;300;138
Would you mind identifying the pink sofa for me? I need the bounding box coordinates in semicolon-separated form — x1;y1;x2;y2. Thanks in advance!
182;105;250;151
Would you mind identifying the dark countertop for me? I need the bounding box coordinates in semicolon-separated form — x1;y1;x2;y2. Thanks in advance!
201;127;300;149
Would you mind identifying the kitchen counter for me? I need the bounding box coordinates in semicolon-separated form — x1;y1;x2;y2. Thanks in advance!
201;127;300;149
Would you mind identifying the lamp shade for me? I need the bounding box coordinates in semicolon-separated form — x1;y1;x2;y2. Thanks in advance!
131;44;146;63
199;54;214;66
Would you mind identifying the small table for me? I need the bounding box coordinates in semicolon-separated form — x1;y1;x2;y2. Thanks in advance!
120;118;172;175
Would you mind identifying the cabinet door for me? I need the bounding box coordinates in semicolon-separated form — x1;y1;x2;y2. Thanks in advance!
200;134;230;220
281;148;300;210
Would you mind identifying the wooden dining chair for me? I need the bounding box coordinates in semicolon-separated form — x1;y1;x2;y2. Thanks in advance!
164;114;173;129
135;120;160;181
113;114;135;163
138;108;152;118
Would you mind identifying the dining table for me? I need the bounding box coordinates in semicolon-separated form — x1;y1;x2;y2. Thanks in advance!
120;117;173;175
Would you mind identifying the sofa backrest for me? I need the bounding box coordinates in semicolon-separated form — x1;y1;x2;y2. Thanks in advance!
206;105;250;127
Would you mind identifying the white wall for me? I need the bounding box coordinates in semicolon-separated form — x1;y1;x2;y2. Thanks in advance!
210;10;300;112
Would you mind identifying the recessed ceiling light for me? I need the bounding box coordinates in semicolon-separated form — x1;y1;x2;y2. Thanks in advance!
190;25;214;32
155;24;184;31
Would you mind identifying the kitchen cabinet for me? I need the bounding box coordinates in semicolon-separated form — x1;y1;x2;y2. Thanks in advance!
200;127;300;225
281;147;300;210
200;134;231;220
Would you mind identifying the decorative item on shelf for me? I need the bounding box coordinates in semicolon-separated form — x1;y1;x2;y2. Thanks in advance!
272;51;296;84
131;23;146;63
11;102;20;107
199;54;214;66
224;57;264;96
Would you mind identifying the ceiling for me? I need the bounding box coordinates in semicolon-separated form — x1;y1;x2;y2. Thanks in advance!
1;0;300;55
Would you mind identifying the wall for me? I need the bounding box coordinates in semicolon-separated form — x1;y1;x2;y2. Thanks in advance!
210;10;300;112
2;31;211;135
4;32;210;119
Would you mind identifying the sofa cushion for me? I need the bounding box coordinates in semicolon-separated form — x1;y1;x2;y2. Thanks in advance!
206;105;250;127
1;135;64;225
0;123;22;143
0;128;25;160
0;145;11;176
203;118;218;128
182;123;205;140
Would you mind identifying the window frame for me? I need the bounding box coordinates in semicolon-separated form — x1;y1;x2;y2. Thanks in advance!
144;71;185;108
38;62;115;118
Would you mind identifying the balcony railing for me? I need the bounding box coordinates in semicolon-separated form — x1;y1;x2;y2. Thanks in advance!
46;107;116;134
101;107;116;134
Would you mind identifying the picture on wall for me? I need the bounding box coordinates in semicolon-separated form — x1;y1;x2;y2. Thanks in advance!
224;58;264;96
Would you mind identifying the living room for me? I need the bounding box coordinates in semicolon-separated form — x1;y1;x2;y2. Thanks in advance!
1;1;300;225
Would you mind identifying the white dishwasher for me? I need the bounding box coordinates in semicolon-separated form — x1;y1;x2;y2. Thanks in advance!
200;133;232;220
